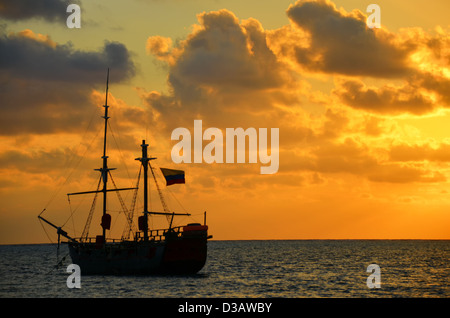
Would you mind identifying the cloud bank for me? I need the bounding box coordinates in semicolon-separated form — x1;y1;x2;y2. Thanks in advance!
143;1;450;187
0;28;135;135
0;0;78;22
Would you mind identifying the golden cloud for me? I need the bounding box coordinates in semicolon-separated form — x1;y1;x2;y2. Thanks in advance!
141;4;450;187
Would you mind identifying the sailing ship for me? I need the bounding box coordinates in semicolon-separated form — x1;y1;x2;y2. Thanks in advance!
38;69;212;275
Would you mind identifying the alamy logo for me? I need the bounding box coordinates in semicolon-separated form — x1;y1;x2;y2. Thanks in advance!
366;264;381;288
66;264;81;289
366;4;381;29
66;4;81;29
171;120;279;174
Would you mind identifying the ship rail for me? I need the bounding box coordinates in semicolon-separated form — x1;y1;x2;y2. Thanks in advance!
71;223;210;245
134;226;183;241
72;226;185;244
73;237;126;244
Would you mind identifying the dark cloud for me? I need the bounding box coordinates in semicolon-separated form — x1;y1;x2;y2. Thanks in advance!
0;77;94;135
333;70;450;115
418;72;450;106
275;1;450;115
333;78;435;115
141;3;450;185
0;0;77;22
169;12;286;91
0;29;136;135
0;30;135;83
145;9;298;135
281;0;415;77
0;148;83;173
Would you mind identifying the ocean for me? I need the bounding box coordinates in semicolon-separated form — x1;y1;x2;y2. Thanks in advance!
0;240;448;298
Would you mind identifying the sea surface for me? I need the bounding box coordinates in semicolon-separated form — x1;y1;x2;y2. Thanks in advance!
0;240;448;298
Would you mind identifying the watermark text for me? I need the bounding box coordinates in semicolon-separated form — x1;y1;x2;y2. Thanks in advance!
366;263;381;288
66;264;81;288
66;4;81;28
171;120;279;174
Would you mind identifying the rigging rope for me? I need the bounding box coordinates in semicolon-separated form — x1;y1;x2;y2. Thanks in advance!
150;160;188;214
38;214;54;244
108;120;133;183
122;165;141;240
81;176;102;242
107;170;138;240
148;161;171;224
40;108;102;214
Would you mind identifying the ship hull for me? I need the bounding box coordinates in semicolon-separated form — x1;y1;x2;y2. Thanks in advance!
68;236;207;275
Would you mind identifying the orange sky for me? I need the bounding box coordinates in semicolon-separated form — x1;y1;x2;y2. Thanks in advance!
1;0;450;244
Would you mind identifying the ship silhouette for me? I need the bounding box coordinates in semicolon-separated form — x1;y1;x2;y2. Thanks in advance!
38;69;212;275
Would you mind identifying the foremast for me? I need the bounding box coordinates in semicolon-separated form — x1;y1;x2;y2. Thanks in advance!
39;69;137;243
98;68;112;239
72;68;136;241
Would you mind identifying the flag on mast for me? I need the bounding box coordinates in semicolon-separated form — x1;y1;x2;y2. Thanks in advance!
160;168;185;186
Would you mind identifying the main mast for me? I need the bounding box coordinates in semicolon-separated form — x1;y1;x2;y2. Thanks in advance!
136;140;156;241
136;140;191;241
97;68;112;239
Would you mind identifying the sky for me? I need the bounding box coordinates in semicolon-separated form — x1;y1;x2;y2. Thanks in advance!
1;0;450;244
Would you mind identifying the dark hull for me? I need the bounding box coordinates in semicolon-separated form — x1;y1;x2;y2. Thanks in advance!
68;236;207;275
